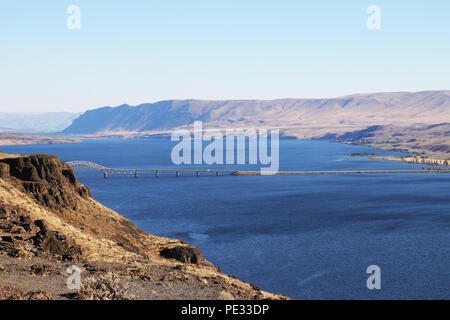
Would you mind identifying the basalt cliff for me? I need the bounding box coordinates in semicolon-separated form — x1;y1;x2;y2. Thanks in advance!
0;152;287;300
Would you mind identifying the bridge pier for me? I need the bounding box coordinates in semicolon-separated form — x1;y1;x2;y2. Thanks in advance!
216;171;219;176
103;172;107;179
196;170;200;177
134;170;138;178
176;171;180;177
155;170;159;177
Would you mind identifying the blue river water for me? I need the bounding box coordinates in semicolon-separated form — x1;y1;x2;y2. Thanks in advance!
2;139;450;299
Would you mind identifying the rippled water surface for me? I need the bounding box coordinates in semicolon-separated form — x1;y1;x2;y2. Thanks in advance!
3;139;450;299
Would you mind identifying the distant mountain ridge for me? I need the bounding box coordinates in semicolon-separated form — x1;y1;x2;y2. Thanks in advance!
63;91;450;136
0;112;80;132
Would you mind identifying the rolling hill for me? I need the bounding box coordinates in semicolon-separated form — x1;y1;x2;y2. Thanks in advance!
63;91;450;138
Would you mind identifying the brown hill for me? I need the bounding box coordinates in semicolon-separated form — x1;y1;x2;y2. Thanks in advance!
64;90;450;137
61;90;450;160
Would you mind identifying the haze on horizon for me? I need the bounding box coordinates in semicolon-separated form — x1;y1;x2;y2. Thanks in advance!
1;0;450;113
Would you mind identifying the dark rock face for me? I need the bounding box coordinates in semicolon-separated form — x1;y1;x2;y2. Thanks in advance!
160;245;202;264
31;220;82;261
0;154;91;210
0;204;81;261
0;205;38;236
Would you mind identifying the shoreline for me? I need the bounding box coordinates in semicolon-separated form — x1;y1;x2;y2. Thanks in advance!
0;132;82;146
4;132;450;167
369;155;450;166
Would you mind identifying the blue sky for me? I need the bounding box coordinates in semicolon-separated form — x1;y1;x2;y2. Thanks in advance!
1;1;449;112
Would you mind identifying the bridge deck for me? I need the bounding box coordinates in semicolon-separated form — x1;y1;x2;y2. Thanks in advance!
72;168;450;175
73;168;239;173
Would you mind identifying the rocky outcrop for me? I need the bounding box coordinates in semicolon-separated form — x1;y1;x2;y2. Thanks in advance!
0;204;35;232
0;204;81;261
0;154;91;210
160;245;202;264
0;154;195;262
30;220;82;260
0;154;207;265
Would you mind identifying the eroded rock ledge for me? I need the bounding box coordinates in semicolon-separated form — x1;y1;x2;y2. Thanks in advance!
1;155;91;210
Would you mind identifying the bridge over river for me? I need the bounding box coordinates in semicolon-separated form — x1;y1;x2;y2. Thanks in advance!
66;161;450;178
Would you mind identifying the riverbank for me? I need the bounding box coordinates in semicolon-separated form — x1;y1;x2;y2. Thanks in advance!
369;155;450;166
319;123;450;161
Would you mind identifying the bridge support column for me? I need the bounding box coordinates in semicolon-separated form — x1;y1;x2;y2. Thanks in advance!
216;171;219;176
103;172;107;179
134;170;138;178
176;171;180;177
196;170;200;177
155;171;159;177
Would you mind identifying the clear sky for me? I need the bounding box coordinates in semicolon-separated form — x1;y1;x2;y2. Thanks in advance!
1;0;449;112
